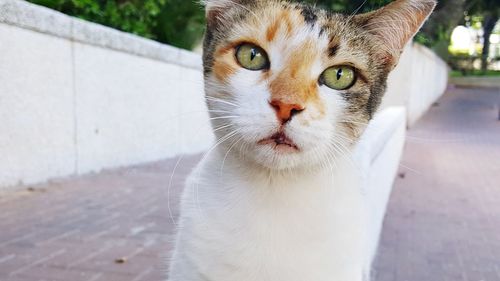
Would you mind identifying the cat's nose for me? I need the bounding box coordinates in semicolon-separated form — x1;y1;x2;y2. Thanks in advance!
269;100;304;124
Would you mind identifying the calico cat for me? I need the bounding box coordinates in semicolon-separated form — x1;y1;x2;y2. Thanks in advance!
168;0;435;280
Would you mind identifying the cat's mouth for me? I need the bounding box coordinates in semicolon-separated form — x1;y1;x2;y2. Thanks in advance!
257;132;299;153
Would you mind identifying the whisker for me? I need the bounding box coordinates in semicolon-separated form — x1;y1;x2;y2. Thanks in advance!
209;116;239;121
205;96;240;107
220;135;245;176
192;129;241;222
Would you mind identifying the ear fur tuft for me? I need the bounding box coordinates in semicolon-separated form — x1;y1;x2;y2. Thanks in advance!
202;0;250;27
356;0;436;65
202;0;233;10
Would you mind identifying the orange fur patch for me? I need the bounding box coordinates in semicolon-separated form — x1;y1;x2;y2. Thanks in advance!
212;47;237;83
266;19;280;42
213;60;236;83
266;10;294;42
268;40;325;117
282;11;294;36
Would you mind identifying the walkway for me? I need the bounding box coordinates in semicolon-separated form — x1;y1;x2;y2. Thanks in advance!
0;86;499;281
0;156;199;281
373;86;500;281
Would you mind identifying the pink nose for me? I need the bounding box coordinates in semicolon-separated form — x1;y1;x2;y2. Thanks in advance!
269;100;304;124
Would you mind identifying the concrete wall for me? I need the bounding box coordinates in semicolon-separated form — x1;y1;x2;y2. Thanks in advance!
0;0;214;187
449;76;500;88
381;43;449;126
353;107;406;269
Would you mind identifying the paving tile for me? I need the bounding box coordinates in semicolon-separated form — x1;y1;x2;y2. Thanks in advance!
0;155;200;281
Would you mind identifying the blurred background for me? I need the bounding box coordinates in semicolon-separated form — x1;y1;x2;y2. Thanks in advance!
0;0;499;281
26;0;500;74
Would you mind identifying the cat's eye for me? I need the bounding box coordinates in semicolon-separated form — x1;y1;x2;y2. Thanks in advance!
320;66;356;90
235;43;270;71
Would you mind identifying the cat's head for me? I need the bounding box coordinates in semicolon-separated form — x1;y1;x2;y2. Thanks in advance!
202;0;435;170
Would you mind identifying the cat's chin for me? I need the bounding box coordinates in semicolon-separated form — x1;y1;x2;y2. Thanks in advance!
242;145;317;171
257;132;300;154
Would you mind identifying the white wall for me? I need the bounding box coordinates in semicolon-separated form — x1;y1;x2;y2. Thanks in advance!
0;23;76;187
73;42;210;174
382;43;449;126
0;0;213;188
353;107;407;269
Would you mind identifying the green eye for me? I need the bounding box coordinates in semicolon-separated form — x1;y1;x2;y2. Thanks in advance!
235;43;269;71
321;66;356;90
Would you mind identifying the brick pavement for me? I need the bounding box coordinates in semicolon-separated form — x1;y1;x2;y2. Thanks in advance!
0;156;200;281
0;86;499;281
373;86;500;281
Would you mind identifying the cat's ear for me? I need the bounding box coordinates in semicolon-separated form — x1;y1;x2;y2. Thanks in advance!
202;0;252;27
355;0;436;66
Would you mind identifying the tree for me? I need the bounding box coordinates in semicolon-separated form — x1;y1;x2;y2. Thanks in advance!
27;0;205;50
419;0;467;59
466;0;500;72
154;0;205;50
28;0;167;40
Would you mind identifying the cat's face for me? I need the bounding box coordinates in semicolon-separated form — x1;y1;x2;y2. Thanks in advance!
203;0;435;170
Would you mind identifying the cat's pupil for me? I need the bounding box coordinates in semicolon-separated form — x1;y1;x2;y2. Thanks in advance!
250;48;257;60
336;69;343;80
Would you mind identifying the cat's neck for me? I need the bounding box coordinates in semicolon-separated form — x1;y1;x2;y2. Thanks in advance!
200;147;358;189
189;147;362;222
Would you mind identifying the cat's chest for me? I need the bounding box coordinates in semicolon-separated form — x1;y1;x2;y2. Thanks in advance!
178;169;364;281
173;158;365;281
183;163;364;250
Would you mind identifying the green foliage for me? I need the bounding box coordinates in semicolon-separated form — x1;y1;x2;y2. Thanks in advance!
29;0;493;54
301;0;391;13
154;0;205;50
27;0;205;50
30;0;166;38
450;69;500;77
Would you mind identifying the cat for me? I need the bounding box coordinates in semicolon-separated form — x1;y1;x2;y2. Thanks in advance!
168;0;435;280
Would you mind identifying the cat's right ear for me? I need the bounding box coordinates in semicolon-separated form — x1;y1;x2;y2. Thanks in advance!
202;0;250;27
354;0;436;67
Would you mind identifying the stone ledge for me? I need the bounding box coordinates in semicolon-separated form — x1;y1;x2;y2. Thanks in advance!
0;0;202;70
449;76;500;88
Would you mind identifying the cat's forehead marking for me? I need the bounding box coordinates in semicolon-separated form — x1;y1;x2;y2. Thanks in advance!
210;4;335;90
299;5;318;26
259;6;347;68
266;10;293;42
327;30;342;58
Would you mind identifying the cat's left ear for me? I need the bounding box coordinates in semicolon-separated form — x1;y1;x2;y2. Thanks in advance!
202;0;252;27
355;0;436;67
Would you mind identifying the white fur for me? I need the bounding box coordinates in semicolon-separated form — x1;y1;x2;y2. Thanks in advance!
168;2;372;280
168;151;369;281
